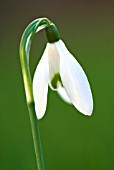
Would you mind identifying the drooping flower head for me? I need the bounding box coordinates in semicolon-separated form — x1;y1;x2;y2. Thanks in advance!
32;20;93;119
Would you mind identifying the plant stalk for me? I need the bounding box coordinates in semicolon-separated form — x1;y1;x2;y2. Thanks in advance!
19;18;51;170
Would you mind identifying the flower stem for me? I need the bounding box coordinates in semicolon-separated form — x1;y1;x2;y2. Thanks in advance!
19;18;50;170
28;102;45;170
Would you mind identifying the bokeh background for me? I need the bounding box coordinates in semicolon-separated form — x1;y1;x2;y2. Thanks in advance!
0;0;114;169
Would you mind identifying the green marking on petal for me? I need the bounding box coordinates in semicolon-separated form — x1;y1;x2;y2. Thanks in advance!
51;73;63;89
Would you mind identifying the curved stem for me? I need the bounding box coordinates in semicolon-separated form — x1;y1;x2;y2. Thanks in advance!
19;18;50;170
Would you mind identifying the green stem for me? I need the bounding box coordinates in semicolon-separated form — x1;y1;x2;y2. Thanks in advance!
28;102;45;170
19;18;50;170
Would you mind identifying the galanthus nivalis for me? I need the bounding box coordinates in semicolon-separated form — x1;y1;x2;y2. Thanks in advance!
20;18;94;170
33;28;93;119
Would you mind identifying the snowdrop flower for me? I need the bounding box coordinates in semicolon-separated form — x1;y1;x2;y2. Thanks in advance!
20;18;93;170
33;23;93;119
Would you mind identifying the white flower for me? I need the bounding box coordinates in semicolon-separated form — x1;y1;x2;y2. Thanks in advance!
33;40;93;119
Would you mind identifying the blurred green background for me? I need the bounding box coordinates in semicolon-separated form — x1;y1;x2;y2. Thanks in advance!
0;0;114;169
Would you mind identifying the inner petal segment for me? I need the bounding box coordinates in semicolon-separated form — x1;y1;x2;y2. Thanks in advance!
47;43;61;90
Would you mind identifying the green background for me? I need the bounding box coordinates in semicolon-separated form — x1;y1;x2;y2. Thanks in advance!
0;0;114;169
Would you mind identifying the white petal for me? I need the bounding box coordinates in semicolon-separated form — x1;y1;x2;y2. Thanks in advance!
47;43;60;90
33;45;49;119
57;85;71;104
56;40;93;115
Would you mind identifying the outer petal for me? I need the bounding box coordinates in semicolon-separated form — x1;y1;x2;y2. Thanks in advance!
33;45;49;119
56;40;93;115
57;85;72;104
